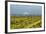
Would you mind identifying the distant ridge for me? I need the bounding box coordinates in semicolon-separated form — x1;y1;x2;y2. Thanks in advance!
10;14;41;16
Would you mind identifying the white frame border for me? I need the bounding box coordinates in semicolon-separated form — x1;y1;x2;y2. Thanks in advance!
7;2;44;32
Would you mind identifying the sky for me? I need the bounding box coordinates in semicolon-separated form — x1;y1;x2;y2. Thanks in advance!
10;4;42;16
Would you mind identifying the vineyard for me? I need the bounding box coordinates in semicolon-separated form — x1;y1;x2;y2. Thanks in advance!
10;16;42;29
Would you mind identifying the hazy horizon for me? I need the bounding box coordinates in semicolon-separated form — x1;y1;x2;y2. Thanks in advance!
10;4;42;16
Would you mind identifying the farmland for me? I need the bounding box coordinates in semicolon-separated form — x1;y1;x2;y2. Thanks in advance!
10;16;42;29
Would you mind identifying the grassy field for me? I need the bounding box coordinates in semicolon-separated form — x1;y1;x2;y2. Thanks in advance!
10;16;42;29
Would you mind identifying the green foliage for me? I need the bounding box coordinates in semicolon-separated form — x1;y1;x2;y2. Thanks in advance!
10;16;42;29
